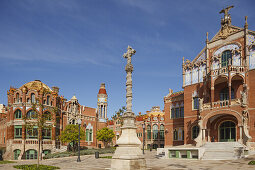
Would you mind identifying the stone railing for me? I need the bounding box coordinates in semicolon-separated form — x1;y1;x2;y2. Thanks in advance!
202;98;241;110
212;100;229;108
229;66;244;73
212;67;228;76
25;140;52;144
212;66;244;77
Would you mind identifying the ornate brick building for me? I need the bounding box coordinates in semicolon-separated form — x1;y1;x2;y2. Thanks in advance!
164;7;255;152
0;80;108;160
109;106;165;149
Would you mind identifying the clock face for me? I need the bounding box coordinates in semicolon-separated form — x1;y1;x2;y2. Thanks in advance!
98;98;107;103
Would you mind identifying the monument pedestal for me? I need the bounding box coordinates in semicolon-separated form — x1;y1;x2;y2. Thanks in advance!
111;128;146;170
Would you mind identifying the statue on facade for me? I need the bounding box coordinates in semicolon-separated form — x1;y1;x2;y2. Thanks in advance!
241;84;248;107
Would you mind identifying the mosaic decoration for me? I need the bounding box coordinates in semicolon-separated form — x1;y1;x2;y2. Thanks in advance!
192;67;198;84
233;53;241;66
250;46;255;70
195;51;206;64
248;35;255;46
185;70;191;86
214;44;239;56
212;61;219;70
199;65;206;82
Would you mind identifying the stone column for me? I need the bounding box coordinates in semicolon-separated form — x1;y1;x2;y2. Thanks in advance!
207;129;211;142
111;46;146;170
211;87;214;107
202;129;206;142
228;79;232;106
239;126;243;144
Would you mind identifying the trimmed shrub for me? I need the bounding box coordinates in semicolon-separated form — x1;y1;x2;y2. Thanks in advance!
248;160;255;165
13;164;60;170
43;148;115;159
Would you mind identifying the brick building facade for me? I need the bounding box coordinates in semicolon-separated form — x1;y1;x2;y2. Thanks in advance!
0;80;107;160
164;8;255;150
109;106;165;150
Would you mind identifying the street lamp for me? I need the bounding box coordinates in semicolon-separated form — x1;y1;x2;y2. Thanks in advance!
77;118;82;162
142;123;145;154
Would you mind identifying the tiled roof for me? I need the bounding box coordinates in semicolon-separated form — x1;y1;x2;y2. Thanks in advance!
170;91;184;97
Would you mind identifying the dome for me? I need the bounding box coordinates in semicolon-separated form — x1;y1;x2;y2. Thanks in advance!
71;95;77;100
98;83;107;94
19;80;52;92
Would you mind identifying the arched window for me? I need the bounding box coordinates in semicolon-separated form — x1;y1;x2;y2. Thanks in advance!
153;124;158;139
173;129;178;140
160;125;164;139
14;149;21;160
27;110;37;119
25;149;37;159
15;109;22;119
43;111;51;120
220;88;234;101
221;50;232;67
16;93;20;103
86;128;93;142
147;125;151;139
31;93;35;103
46;96;50;105
192;125;199;139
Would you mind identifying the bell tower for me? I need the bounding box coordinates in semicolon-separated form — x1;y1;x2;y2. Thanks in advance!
97;83;108;122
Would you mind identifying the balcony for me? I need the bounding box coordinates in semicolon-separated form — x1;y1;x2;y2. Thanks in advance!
202;98;241;110
212;66;244;77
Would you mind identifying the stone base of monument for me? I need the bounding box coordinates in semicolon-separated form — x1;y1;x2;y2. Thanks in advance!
111;128;146;170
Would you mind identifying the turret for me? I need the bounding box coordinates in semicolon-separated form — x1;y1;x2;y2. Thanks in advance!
97;83;108;122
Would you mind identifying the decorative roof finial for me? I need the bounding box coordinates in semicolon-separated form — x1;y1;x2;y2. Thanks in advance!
206;32;209;43
219;5;234;26
245;16;248;29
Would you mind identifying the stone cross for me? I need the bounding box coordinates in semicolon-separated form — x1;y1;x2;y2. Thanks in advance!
123;46;136;113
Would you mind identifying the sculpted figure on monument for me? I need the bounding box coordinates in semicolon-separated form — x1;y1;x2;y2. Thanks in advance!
241;84;248;107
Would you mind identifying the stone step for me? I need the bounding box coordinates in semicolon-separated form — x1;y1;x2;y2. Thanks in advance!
201;142;244;160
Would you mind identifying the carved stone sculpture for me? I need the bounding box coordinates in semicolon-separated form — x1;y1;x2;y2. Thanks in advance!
241;84;248;107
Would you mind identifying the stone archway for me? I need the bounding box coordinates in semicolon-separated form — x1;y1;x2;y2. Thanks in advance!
194;110;243;147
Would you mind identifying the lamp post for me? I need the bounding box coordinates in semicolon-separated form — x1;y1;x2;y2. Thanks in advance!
142;123;145;154
77;118;81;162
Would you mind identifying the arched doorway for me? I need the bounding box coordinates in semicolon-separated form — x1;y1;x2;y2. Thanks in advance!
219;121;236;142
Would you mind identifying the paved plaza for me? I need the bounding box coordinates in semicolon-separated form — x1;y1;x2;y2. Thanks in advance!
1;151;255;170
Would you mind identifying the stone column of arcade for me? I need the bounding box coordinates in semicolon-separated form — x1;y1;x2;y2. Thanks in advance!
111;46;146;170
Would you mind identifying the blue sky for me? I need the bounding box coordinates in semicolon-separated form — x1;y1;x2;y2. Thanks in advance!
0;0;254;119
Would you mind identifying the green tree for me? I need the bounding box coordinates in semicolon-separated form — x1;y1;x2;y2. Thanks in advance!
24;97;57;168
111;106;126;125
96;128;115;148
59;124;85;152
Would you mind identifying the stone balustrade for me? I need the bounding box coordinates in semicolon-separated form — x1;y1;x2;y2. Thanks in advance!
202;98;241;110
212;66;244;76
